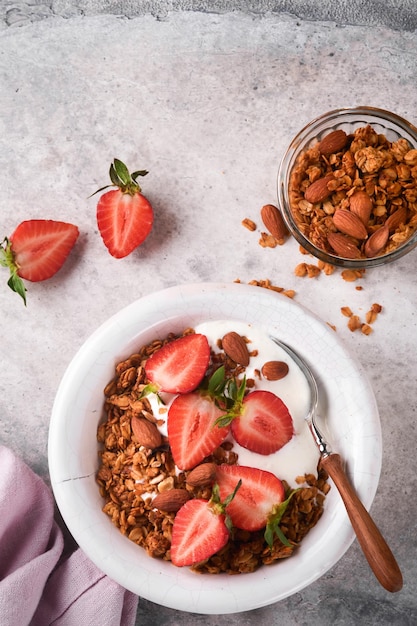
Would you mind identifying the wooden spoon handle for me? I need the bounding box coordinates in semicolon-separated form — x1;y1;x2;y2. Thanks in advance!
320;453;403;593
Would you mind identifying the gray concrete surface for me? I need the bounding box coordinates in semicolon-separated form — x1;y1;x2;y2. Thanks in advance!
1;2;417;626
1;0;417;30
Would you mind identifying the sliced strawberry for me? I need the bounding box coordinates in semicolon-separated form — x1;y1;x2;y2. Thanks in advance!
145;333;210;394
216;464;285;531
95;159;153;258
231;390;294;455
167;392;229;470
170;498;230;567
1;219;79;305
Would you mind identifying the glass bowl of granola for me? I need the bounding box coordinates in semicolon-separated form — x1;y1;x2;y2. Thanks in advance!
277;106;417;267
48;283;381;614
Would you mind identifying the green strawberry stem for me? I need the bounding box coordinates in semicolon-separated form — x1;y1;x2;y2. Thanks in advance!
0;237;27;305
90;158;148;197
264;489;299;548
210;480;242;533
212;369;247;428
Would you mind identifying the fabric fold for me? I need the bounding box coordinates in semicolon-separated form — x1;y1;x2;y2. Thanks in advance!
0;446;138;626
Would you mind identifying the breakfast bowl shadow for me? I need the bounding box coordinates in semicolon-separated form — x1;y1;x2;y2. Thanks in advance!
277;106;417;268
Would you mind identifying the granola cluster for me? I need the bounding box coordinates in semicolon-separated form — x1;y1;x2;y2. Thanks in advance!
289;124;417;258
96;331;329;574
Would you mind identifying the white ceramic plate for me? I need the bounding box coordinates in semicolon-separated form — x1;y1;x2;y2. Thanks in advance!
48;283;381;614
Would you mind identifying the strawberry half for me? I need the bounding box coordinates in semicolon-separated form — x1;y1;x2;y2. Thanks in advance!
215;464;285;531
0;219;79;305
231;390;294;455
170;498;229;567
168;391;229;470
94;158;153;258
145;333;210;394
170;481;241;567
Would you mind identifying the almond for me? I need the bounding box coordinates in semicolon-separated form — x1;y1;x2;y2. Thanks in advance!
318;129;348;156
364;224;389;257
349;190;372;225
261;360;289;381
222;331;250;366
131;415;162;449
327;232;361;259
333;209;368;239
186;462;217;487
260;204;289;241
385;206;407;233
304;173;334;204
152;489;191;512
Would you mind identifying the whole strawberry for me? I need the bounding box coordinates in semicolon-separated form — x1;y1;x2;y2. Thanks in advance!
0;219;79;305
94;158;154;258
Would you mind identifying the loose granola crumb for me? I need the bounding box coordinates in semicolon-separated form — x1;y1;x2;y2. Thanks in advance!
341;269;366;282
317;260;335;275
294;262;321;278
306;264;321;278
258;232;278;248
341;301;383;334
347;314;362;332
294;262;307;277
242;218;256;231
236;279;296;298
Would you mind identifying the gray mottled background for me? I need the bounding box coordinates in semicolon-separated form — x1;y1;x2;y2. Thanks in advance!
1;2;416;625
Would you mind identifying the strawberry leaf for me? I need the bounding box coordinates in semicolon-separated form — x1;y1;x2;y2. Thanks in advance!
264;489;299;548
131;169;149;180
213;375;247;428
209;479;242;522
223;478;242;507
139;382;165;404
112;158;131;186
109;162;124;187
1;237;27;305
92;159;148;198
7;273;27;305
207;365;227;396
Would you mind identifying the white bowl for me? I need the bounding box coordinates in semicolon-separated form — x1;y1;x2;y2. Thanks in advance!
48;283;381;614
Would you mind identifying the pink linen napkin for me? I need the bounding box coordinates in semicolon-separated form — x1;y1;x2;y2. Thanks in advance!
0;446;138;626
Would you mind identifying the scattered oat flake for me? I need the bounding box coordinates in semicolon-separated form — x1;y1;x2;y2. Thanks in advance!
347;315;362;332
341;269;365;282
259;232;278;248
306;264;321;278
361;323;373;335
294;263;307;277
236;279;295;298
327;322;337;331
317;260;335;275
341;306;353;318
242;218;256;231
365;310;377;324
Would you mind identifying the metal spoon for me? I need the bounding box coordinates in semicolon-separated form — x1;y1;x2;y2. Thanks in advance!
271;337;403;593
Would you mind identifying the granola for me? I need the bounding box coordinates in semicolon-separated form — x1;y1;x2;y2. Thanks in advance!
289;124;417;258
